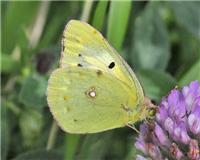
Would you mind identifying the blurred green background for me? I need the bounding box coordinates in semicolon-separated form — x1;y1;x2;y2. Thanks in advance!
1;1;200;160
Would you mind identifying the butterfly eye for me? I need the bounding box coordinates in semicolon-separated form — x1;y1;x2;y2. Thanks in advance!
108;62;115;69
78;54;82;57
148;107;157;118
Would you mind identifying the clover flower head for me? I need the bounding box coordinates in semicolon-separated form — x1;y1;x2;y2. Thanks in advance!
135;80;200;160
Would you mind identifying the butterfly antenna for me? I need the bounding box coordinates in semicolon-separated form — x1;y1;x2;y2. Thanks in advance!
126;123;140;134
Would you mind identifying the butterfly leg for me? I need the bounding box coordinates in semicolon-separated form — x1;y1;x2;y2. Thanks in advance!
126;123;140;134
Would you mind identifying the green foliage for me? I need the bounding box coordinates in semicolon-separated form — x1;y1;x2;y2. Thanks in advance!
107;1;132;51
137;69;177;102
13;149;63;160
1;1;200;160
168;1;200;40
92;1;108;31
1;53;19;73
19;73;47;108
1;103;10;160
131;2;170;70
19;108;44;147
65;135;80;159
179;58;200;86
2;2;39;54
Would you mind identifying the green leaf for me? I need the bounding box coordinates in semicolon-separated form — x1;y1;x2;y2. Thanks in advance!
19;73;47;108
125;144;138;160
76;133;113;159
13;149;63;160
131;2;170;70
172;28;200;77
2;1;39;54
1;53;19;73
92;1;108;31
179;29;200;60
19;108;43;147
107;1;132;51
137;69;177;102
168;2;200;41
75;130;130;159
179;58;200;86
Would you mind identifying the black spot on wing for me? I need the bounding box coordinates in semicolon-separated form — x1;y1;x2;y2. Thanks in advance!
77;63;83;67
63;96;68;100
108;62;115;69
96;70;102;76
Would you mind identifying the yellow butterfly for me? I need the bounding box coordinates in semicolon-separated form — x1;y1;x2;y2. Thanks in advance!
47;20;147;134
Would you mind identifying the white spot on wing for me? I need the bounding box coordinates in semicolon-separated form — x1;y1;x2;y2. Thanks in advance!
89;91;96;97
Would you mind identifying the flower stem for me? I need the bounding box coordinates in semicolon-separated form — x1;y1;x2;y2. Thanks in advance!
46;121;59;150
80;0;93;22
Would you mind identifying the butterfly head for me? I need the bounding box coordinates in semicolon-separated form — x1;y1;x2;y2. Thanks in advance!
143;97;158;120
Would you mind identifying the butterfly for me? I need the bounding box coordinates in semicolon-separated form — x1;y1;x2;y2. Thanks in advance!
47;20;147;134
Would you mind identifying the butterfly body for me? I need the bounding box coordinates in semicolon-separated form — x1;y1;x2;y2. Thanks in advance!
47;20;146;133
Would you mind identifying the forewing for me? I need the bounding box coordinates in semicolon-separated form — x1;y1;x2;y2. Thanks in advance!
47;67;140;133
61;20;143;99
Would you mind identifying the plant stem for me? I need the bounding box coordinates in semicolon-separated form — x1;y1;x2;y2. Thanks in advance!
80;0;93;22
46;121;59;150
29;1;50;48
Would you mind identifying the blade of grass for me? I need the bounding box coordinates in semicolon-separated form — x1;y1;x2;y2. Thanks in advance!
107;1;132;51
2;1;39;54
64;135;80;160
92;1;108;30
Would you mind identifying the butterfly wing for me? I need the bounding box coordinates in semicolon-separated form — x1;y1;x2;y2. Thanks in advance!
47;67;144;133
60;20;144;105
47;20;146;133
